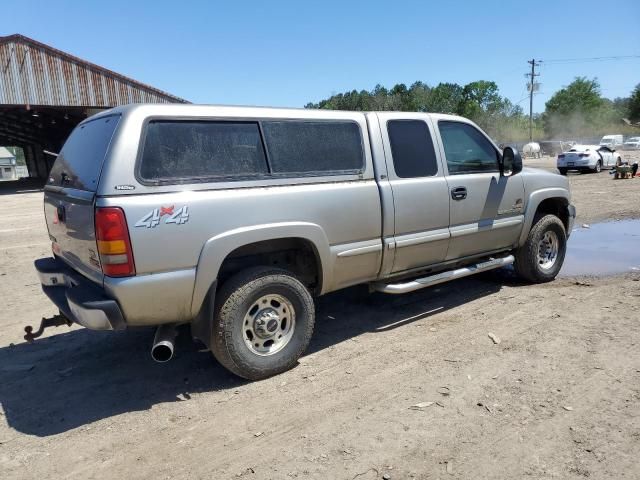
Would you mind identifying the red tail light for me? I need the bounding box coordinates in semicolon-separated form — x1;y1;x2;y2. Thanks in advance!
95;207;135;277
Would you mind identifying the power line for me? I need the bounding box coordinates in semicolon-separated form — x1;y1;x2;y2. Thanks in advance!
541;55;640;64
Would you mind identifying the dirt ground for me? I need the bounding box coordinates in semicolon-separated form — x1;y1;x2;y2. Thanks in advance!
526;151;640;224
1;161;639;479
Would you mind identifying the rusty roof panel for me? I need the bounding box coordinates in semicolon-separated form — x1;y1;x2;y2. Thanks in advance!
0;34;188;106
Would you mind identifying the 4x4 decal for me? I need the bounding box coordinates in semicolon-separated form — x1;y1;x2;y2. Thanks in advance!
135;205;189;228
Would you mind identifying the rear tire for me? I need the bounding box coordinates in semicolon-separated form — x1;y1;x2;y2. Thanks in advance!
558;168;568;175
514;214;567;283
211;267;315;380
593;160;602;173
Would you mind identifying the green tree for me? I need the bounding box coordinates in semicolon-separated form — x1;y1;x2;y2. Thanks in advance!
545;77;602;114
424;82;464;114
458;81;501;118
628;83;640;121
543;77;604;136
6;146;26;166
305;79;534;141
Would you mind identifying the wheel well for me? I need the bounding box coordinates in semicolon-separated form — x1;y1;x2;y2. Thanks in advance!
218;238;321;294
535;197;570;231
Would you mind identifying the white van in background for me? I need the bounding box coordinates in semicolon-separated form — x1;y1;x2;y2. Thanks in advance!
599;134;623;148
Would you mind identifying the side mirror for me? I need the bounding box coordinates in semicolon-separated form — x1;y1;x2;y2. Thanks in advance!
500;146;523;176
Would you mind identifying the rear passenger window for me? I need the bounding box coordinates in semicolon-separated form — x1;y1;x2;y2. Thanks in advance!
139;121;268;182
387;120;438;177
262;121;364;174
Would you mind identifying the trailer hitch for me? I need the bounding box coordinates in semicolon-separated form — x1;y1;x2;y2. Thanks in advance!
24;313;72;342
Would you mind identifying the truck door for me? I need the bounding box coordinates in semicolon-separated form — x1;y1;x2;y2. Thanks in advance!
377;113;451;273
434;119;524;260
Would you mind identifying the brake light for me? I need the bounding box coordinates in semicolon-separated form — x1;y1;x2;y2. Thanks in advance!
95;207;135;277
579;153;590;158
558;154;565;159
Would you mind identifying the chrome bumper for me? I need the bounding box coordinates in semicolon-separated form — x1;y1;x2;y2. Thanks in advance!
34;257;126;331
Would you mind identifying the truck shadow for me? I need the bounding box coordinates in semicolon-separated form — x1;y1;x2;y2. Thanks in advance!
0;273;513;437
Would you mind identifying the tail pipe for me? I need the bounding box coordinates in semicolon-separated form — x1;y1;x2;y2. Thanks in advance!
151;324;178;363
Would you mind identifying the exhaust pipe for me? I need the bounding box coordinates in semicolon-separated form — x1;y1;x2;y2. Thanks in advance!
151;324;178;363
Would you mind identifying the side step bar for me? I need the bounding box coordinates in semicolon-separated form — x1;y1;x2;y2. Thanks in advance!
372;255;515;294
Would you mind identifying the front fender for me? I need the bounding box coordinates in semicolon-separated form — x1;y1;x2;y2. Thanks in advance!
190;222;331;317
518;188;571;247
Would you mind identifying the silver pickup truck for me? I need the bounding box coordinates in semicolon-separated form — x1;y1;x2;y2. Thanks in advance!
35;104;575;379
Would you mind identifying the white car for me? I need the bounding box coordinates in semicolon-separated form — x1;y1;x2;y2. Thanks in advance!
623;137;640;150
557;144;621;175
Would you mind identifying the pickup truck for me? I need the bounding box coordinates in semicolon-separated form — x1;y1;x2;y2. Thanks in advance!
35;105;575;379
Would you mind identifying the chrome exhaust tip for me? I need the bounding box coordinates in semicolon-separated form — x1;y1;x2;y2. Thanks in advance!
151;325;177;363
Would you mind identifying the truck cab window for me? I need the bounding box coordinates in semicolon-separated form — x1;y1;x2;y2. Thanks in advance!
438;121;498;174
387;120;438;178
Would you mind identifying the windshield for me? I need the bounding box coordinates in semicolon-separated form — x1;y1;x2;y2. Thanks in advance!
48;115;120;192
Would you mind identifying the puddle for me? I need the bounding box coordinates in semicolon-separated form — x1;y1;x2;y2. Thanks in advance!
560;219;640;276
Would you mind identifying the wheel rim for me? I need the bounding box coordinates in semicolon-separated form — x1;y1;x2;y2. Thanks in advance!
243;294;296;356
596;162;601;172
537;230;559;270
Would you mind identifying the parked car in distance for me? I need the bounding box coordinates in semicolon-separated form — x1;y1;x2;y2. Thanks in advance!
539;141;575;157
35;104;575;380
623;136;640;150
599;134;623;148
557;144;622;175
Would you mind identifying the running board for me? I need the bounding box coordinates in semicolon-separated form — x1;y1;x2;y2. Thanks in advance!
372;255;515;294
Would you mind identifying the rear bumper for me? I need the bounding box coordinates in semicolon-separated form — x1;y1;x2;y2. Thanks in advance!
557;161;594;170
35;257;126;331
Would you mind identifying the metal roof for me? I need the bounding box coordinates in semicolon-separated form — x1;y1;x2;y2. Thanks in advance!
0;34;188;107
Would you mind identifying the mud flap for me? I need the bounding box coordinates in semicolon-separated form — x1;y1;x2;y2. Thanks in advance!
190;280;217;350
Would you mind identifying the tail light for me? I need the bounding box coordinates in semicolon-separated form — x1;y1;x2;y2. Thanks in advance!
95;207;135;277
579;153;590;158
558;154;565;159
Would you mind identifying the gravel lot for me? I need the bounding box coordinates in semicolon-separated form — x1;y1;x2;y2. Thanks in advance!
1;160;639;480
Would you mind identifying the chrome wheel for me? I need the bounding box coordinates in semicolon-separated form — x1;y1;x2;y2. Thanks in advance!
243;294;295;356
537;230;559;270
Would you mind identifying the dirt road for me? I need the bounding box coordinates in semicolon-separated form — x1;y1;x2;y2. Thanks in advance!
1;167;639;479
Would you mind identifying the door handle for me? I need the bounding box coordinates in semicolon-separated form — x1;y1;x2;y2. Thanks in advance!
451;186;467;200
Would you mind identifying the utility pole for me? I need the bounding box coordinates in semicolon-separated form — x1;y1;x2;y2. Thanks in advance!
526;59;541;142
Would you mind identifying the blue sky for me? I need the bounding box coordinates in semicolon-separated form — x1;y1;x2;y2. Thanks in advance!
4;0;639;112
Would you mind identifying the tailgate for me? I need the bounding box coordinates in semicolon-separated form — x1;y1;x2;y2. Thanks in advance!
45;189;102;283
44;114;121;285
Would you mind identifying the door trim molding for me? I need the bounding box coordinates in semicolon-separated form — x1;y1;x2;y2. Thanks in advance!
450;215;524;238
395;228;451;248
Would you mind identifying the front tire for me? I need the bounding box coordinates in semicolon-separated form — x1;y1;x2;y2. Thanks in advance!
558;168;568;175
514;214;567;283
211;267;315;380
